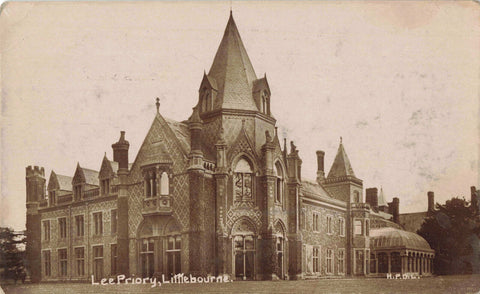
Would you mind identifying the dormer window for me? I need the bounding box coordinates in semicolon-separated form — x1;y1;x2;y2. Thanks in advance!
201;88;212;113
74;185;82;201
261;91;269;115
49;190;56;206
101;179;110;196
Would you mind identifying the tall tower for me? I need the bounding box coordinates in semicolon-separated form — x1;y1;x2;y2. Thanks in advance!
322;139;367;276
25;165;46;282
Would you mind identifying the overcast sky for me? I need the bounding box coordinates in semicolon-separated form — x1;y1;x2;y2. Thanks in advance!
1;1;479;230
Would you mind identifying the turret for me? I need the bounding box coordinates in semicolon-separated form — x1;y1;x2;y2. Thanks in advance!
112;131;130;171
26;165;46;204
25;165;45;283
389;197;400;224
188;106;204;170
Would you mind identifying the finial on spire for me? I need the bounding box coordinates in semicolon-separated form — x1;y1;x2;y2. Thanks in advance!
155;97;160;113
340;136;343;144
230;0;232;15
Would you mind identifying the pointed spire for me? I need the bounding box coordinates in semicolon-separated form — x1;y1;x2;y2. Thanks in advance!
327;139;356;178
208;13;258;111
378;186;387;207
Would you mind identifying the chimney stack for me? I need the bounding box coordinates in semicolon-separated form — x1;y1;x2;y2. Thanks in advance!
112;131;130;170
366;188;379;210
316;150;325;183
392;197;399;224
427;191;434;212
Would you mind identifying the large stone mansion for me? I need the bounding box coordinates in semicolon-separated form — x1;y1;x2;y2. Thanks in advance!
25;13;435;282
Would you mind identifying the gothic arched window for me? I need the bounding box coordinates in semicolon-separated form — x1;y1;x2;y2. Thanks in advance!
274;161;284;204
201;88;212;113
160;172;169;195
261;91;269;115
234;158;254;203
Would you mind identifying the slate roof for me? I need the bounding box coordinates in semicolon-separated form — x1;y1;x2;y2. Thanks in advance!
109;160;119;173
56;174;73;191
327;141;356;178
164;117;190;155
301;180;346;208
370;227;434;252
208;12;258;111
82;168;99;186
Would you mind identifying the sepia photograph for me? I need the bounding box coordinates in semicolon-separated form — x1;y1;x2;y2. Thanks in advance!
0;1;479;293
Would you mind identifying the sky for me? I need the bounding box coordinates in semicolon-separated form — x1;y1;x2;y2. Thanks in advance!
1;1;479;230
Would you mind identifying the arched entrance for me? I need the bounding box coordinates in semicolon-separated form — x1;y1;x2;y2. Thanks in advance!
274;220;287;279
231;218;256;280
137;217;182;278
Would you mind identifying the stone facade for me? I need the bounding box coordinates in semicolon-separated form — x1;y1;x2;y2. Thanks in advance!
25;13;434;282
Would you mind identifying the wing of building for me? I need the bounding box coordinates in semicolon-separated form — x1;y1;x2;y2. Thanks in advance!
25;13;437;282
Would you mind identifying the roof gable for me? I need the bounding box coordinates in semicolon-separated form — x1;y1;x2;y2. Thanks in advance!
72;164;99;186
99;155;116;179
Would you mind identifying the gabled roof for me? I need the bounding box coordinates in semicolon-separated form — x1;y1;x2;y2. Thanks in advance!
301;180;346;208
327;140;356;179
57;174;73;191
72;163;99;186
82;168;99;186
164;117;190;155
47;171;73;191
252;76;270;94
208;12;258;111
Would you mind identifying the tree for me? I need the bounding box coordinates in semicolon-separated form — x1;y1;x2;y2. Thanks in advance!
418;197;480;275
0;227;26;283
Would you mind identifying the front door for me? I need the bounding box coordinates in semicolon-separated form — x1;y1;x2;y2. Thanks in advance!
233;235;255;280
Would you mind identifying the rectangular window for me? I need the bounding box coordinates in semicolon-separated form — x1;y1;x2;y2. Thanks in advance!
74;185;82;200
354;220;363;235
93;212;103;235
58;217;67;239
58;249;67;276
338;248;345;274
101;179;110;195
111;244;118;275
75;215;84;237
312;247;320;273
43;250;51;277
313;212;320;232
326;215;333;234
75;247;85;276
326;249;334;274
42;220;50;241
111;209;117;234
93;246;103;281
339;217;345;237
49;191;56;206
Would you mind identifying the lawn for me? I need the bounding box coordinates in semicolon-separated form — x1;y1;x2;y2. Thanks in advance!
1;275;480;294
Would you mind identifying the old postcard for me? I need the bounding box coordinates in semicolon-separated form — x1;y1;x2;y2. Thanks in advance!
0;1;479;293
